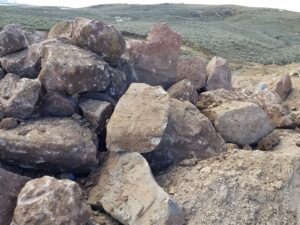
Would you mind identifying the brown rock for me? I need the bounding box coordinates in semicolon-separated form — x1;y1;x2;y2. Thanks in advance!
0;118;98;173
0;24;28;57
257;131;280;151
88;152;184;225
167;79;198;104
0;168;31;225
0;117;18;130
11;176;90;225
0;74;41;119
39;43;110;95
271;74;292;101
127;23;181;88
176;57;207;90
206;56;232;91
47;19;74;39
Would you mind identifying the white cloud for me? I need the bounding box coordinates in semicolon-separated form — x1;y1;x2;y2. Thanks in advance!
15;0;300;12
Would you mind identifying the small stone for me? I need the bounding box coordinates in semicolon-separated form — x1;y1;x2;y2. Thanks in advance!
0;118;18;130
257;131;280;151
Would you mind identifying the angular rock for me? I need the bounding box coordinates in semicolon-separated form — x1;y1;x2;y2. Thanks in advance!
106;67;127;100
167;79;198;104
79;99;113;132
0;43;43;78
0;117;18;130
106;83;170;153
271;74;292;101
203;101;273;146
0;118;98;173
206;56;232;91
0;74;41;119
24;30;47;45
47;19;74;39
40;92;77;117
127;23;181;88
11;176;90;225
72;17;126;63
88;152;184;225
0;24;28;57
38;43;110;95
176;57;207;90
0;168;30;225
257;131;280;151
145;98;226;171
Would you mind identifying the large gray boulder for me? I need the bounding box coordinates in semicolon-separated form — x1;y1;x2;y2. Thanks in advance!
0;118;98;173
0;168;31;225
88;152;184;225
11;176;90;225
0;24;28;57
0;73;41;119
203;101;274;145
38;43;111;95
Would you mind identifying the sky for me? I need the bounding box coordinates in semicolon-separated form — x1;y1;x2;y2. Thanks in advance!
13;0;300;12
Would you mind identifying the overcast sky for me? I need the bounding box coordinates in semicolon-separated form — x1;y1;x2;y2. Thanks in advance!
14;0;300;12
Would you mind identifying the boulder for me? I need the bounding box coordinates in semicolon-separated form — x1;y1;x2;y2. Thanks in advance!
157;149;300;225
176;57;207;90
47;19;74;39
24;30;47;45
146;98;226;171
127;23;181;88
0;43;43;78
38;43;110;95
72;17;126;63
0;118;98;173
106;67;128;100
79;99;113;132
0;73;41;119
271;74;292;101
0;24;28;57
203;101;273;146
206;56;232;91
167;79;198;104
106;83;170;153
88;152;184;225
11;176;90;225
0;168;31;225
40;92;77;117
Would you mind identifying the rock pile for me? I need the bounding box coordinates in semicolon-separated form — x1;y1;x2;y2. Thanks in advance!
0;17;298;225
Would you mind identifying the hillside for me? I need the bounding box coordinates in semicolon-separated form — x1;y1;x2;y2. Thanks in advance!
0;4;300;64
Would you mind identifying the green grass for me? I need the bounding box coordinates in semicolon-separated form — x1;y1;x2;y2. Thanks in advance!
1;4;300;65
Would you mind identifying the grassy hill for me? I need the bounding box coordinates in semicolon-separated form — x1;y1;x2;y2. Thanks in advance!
1;4;300;65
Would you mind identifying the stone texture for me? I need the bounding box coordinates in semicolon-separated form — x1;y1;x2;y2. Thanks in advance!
0;24;28;57
167;79;198;104
157;149;300;225
40;92;77;117
203;101;273;146
88;152;184;225
11;176;90;225
257;131;281;151
0;117;18;130
47;19;74;39
0;68;4;80
39;43;110;95
0;168;30;225
72;17;126;63
0;73;41;119
79;99;113;132
145;98;226;171
80;92;117;106
126;23;181;88
176;57;207;90
106;67;127;100
206;56;232;91
24;30;47;45
271;74;292;101
0;118;98;173
106;83;169;153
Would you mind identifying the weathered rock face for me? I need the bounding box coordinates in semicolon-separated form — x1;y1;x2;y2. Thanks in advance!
72;17;126;63
271;74;292;101
40;92;77;117
0;74;41;119
0;24;28;57
257;131;280;151
47;19;74;39
206;56;232;91
39;43;110;95
127;23;181;88
0;168;31;225
0;118;98;173
176;57;207;90
11;176;90;225
146;98;226;171
88;152;184;225
0;68;4;80
0;117;18;130
106;83;170;153
203;101;273;146
79;99;113;132
167;79;198;104
106;67;128;100
0;43;43;78
24;30;47;45
157;150;300;225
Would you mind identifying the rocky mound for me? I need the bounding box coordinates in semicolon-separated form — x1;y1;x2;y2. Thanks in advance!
0;17;299;225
